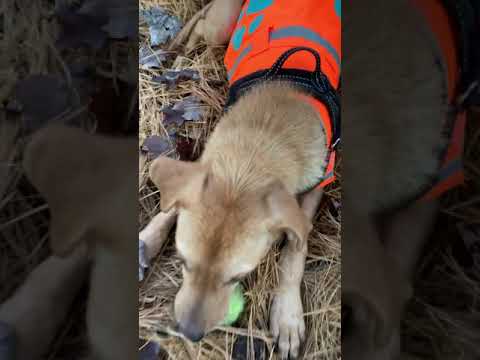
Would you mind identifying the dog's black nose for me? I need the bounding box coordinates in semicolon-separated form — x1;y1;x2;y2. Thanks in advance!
176;322;204;342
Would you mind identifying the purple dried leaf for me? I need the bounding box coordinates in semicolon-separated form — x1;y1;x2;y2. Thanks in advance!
152;69;200;88
139;239;148;281
140;7;182;46
161;96;204;127
162;108;186;127
141;135;175;158
56;0;137;48
173;96;204;121
139;46;167;69
10;75;72;132
55;4;108;49
102;5;137;39
140;340;162;360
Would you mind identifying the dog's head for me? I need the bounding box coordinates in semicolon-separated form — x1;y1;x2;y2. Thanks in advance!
23;125;138;256
150;156;311;341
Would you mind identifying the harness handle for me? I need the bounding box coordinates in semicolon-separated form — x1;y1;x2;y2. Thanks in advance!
265;46;322;80
265;47;341;148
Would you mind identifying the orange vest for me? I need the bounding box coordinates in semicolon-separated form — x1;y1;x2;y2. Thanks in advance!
224;0;341;189
413;0;466;200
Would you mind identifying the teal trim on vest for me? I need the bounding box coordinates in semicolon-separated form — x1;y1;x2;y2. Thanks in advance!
227;25;340;81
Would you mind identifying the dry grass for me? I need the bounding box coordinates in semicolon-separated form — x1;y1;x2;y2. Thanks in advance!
0;0;131;358
403;112;480;360
0;4;89;358
138;1;341;359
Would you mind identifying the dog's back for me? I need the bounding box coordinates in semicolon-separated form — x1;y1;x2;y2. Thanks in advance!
343;0;452;213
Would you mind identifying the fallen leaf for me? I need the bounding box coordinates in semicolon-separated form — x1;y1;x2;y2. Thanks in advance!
139;45;168;69
139;340;164;360
161;108;185;127
140;7;182;46
55;3;108;49
152;69;200;88
56;0;137;49
232;336;267;360
101;5;137;39
141;135;175;159
174;96;204;121
78;0;138;39
138;239;148;282
161;96;204;127
9;75;72;132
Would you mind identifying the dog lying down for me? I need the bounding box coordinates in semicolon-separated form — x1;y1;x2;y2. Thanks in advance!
140;0;478;359
140;0;341;358
16;125;138;360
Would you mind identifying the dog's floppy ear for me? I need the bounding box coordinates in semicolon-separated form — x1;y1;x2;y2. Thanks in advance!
23;125;137;256
263;181;312;251
149;156;207;212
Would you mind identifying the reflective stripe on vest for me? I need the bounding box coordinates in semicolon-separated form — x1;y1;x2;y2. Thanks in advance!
414;0;466;200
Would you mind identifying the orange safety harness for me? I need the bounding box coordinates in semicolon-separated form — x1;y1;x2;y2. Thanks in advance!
413;0;478;200
224;0;341;191
224;0;478;198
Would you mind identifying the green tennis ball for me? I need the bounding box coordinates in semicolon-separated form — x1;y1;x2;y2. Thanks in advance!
222;284;245;326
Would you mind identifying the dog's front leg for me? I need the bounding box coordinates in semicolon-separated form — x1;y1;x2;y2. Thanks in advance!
270;241;307;359
139;209;177;281
170;0;244;52
384;201;439;281
270;190;323;359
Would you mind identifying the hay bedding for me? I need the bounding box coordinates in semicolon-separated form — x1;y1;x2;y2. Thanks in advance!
138;1;341;359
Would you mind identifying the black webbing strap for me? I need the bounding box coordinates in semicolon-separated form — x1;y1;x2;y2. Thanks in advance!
225;47;341;148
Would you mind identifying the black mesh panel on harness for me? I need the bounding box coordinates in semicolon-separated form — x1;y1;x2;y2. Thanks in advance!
225;47;341;149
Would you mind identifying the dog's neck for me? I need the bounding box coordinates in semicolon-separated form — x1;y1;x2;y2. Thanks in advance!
201;82;329;196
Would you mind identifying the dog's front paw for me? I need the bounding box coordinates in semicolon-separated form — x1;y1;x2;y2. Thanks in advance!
270;289;305;359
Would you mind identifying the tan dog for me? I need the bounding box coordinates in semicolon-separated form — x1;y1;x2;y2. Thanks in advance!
141;0;476;359
140;1;333;358
23;125;138;360
0;246;89;360
143;82;328;358
341;0;478;359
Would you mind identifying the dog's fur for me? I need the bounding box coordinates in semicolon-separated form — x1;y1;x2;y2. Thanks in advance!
148;81;326;356
142;0;462;358
146;1;330;358
342;1;449;358
0;246;89;360
23;126;138;360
